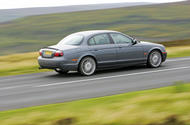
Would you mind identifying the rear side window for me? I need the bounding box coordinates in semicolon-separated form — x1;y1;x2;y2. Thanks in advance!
57;34;84;46
88;34;111;45
110;33;132;44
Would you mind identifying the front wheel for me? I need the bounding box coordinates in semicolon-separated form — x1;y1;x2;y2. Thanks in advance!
79;57;96;76
147;50;162;68
54;68;69;74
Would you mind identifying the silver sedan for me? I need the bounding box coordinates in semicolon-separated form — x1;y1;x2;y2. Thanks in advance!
38;30;167;76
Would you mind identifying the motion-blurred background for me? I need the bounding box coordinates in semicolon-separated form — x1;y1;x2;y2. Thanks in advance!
0;0;190;55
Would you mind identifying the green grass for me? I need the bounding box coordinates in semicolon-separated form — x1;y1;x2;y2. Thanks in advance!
0;52;50;76
0;82;190;125
0;45;190;77
167;46;190;58
0;1;190;55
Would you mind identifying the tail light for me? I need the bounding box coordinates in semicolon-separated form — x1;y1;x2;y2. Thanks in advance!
39;50;42;56
54;51;64;57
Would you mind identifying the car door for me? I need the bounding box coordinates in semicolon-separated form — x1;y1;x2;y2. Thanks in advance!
109;33;144;63
88;33;117;66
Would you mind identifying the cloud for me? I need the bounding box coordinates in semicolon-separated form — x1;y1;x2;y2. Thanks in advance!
0;0;184;9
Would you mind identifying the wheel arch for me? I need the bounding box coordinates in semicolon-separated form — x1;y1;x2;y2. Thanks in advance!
77;54;97;69
148;48;164;61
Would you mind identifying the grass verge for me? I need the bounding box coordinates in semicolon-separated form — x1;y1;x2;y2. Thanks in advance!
0;82;190;125
166;46;190;58
1;45;190;77
0;52;50;76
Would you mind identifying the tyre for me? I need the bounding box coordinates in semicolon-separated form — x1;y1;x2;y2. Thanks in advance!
147;50;162;68
79;57;96;76
54;68;69;74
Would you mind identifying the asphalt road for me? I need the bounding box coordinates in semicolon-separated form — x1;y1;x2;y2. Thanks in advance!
1;57;190;111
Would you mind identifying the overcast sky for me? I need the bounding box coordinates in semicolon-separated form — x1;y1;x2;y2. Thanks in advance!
0;0;184;9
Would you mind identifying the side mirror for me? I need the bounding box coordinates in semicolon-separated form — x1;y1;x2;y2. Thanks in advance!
132;39;138;45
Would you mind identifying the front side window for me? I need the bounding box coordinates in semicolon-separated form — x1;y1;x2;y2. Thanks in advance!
88;34;111;45
57;34;84;46
88;38;96;45
110;33;132;44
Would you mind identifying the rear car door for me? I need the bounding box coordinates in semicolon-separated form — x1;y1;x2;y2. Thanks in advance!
109;33;144;63
88;33;117;66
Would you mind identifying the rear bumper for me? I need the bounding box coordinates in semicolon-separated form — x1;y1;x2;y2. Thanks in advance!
38;56;78;71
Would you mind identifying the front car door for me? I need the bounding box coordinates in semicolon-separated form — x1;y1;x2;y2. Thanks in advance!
88;33;117;67
109;33;145;64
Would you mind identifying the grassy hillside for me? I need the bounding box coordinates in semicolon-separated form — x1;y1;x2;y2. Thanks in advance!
0;1;190;55
1;82;190;125
0;2;151;23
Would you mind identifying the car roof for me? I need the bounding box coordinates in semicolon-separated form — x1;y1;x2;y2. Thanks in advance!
73;30;120;36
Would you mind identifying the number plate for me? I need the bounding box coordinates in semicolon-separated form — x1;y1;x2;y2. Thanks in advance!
45;51;52;56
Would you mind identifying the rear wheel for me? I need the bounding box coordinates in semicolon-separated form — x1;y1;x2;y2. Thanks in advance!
147;50;162;68
54;68;69;74
79;57;96;76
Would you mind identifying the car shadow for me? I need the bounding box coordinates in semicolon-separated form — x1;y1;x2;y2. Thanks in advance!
43;64;157;78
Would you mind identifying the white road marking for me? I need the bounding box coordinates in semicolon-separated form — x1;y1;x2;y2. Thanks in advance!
167;57;190;62
0;85;31;91
36;66;190;87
